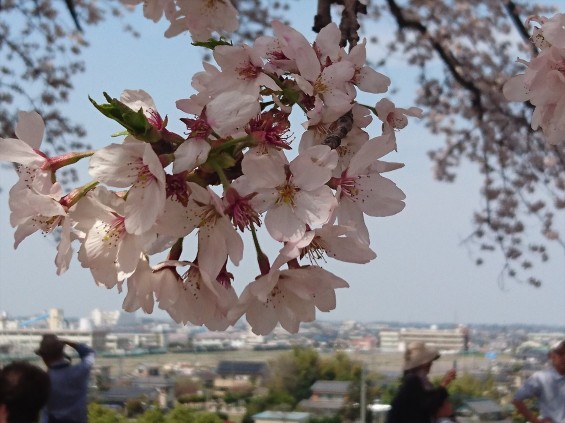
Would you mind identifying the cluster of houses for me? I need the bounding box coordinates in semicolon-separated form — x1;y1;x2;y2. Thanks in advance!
91;359;354;421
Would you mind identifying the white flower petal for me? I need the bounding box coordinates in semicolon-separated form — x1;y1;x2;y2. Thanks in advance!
265;204;305;242
15;111;44;149
173;139;211;173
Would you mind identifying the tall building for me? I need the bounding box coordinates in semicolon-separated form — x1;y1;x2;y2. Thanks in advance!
91;308;121;327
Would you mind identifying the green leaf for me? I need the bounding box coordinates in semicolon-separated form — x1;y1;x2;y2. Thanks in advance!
215;152;237;169
89;92;160;142
191;37;233;50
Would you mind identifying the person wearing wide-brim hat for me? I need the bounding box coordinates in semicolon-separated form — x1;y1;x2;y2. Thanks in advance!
35;334;95;423
34;335;66;360
386;342;457;423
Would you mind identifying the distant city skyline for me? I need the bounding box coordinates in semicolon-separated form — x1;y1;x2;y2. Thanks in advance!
0;4;564;329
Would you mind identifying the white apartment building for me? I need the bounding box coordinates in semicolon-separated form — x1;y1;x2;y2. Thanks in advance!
379;326;468;353
527;331;565;347
0;309;171;357
0;328;108;357
378;330;401;352
91;308;121;327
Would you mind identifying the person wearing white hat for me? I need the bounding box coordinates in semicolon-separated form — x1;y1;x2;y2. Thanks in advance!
512;339;565;423
386;342;457;423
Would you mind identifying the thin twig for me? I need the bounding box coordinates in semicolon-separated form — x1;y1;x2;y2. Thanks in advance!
503;0;538;57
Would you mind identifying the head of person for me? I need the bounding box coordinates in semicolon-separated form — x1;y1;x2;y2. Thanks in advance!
0;361;50;423
403;341;441;375
549;340;565;375
34;334;65;367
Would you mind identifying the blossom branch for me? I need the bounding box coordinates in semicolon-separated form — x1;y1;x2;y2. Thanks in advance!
339;0;366;49
323;111;354;149
313;0;333;33
386;0;484;120
503;1;539;57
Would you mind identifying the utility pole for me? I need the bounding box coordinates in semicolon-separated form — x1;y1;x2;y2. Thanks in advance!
360;364;366;423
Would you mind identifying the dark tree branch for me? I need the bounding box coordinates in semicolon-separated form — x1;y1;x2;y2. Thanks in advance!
313;0;367;49
339;0;366;48
386;0;484;120
503;0;538;57
323;111;354;149
64;0;83;32
313;0;366;148
313;0;333;33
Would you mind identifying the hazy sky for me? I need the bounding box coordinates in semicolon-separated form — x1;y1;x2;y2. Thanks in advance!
0;3;564;328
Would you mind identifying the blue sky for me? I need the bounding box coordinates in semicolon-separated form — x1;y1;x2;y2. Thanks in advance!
0;3;563;327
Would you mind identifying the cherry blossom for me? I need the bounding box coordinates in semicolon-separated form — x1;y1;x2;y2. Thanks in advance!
0;15;422;334
164;0;239;42
88;142;166;235
121;0;176;23
190;184;244;283
375;98;423;137
331;134;406;244
173;139;211;174
153;260;237;330
0;112;56;193
272;224;377;271
210;45;279;97
345;39;391;94
9;182;64;247
228;266;349;335
236;145;338;242
122;256;156;314
8;181;74;276
153;178;200;238
72;186;156;289
541;13;565;48
503;43;565;145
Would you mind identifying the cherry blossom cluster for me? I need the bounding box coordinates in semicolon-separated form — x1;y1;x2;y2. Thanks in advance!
121;0;239;41
503;12;565;145
0;18;421;335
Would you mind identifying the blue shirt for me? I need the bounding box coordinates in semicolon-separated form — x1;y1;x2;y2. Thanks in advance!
41;344;95;423
513;365;565;422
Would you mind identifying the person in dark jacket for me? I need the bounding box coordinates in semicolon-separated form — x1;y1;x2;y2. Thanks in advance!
386;342;456;423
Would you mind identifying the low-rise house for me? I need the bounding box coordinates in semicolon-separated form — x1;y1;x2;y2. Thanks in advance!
253;411;310;423
214;360;268;391
298;380;350;416
95;364;174;410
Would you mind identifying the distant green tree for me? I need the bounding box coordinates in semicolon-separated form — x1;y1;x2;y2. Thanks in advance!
267;347;321;404
445;373;496;408
193;412;223;423
310;416;341;423
224;390;252;404
320;351;360;381
136;408;166;423
125;398;146;417
164;404;196;423
88;403;126;423
373;379;401;405
177;394;206;404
